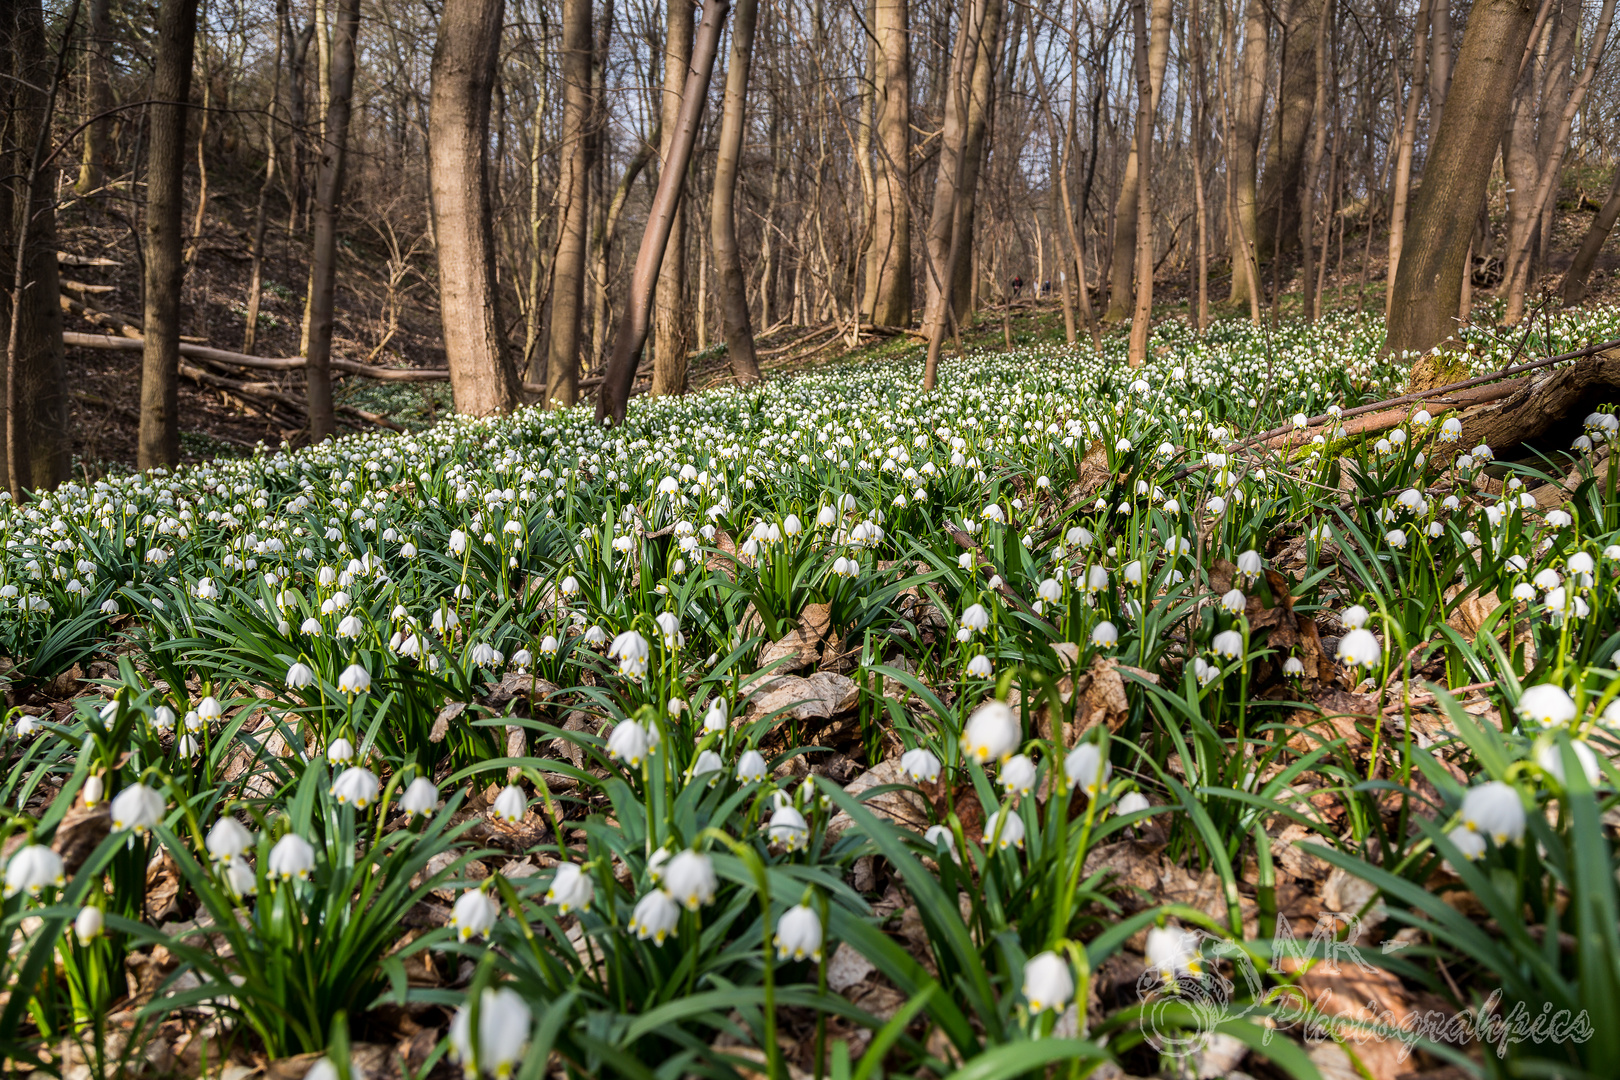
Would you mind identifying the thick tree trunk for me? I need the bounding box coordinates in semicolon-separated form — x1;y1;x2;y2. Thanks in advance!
864;0;912;327
1563;166;1620;306
1386;0;1537;358
652;0;695;398
76;0;111;196
711;0;762;382
303;0;360;441
429;0;521;416
2;0;74;493
595;0;728;426
1256;0;1324;259
1227;0;1267;308
545;0;593;406
1104;0;1173;321
137;0;199;470
1299;0;1329;321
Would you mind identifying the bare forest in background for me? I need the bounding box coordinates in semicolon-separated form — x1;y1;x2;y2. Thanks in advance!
5;0;1620;483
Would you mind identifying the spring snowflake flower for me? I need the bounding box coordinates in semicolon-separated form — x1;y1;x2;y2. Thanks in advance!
609;629;651;676
545;863;594;915
1460;781;1525;846
450;888;498;941
1000;753;1037;796
400;777;439;821
76;905;104;943
1220;589;1245;615
206;817;254;863
736;749;768;782
1517;684;1576;727
111;783;165;834
4;845;65;898
449;987;531;1079
767;804;810;851
982;808;1025;850
774;904;823;961
1022;951;1075;1014
654;611;683;649
901;747;941;783
1336;629;1381;669
286;662;316;689
331;766;381;809
268;833;316;879
663;850;717;909
960;700;1020;763
1211;630;1243;660
1146;925;1203;982
491;785;527;823
1116;791;1151;817
966;653;994;678
337;663;371;694
630;888;680;943
1065;742;1112;796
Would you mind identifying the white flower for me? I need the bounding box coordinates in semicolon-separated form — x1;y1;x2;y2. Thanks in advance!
1342;605;1370;629
450;887;499;941
75;904;104;943
1459;781;1524;846
774;904;823;960
331;766;381;809
1235;550;1262;581
206;817;254;863
965;653;994;678
4;844;65;898
1037;578;1063;603
736;749;767;782
960;700;1020;763
268;833;316;879
663;850;717;909
326;737;355;764
1146;925;1203;982
901;747;941;784
959;603;990;633
654;611;683;650
1446;826;1487;863
688;749;724;784
1116;791;1150;817
111;783;165;834
1211;630;1243;660
1000;753;1037;796
630;888;681;943
400;777;439;821
609;629;651;677
607;720;652;767
1065;742;1112;795
1536;740;1601;785
1022;951;1074;1014
767;804;810;851
1336;628;1381;669
337;663;371;694
1220;589;1245;615
83;774;104;808
491;785;527;823
924;824;957;860
1091;621;1118;648
1517;684;1576;727
982;808;1025;850
337;614;364;639
285;662;316;689
703;698;729;733
450;987;531;1077
545;863;594;914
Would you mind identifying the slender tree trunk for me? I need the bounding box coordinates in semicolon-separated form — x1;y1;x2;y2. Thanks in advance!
430;0;521;416
1386;0;1432;316
3;0;76;493
1256;0;1325;259
652;0;695;397
712;0;762;381
303;0;359;441
1429;0;1452;135
1127;0;1154;366
138;0;199;470
76;0;111;196
591;137;654;370
865;0;912;327
1104;0;1172;321
1386;0;1538;357
545;0;593;406
1299;0;1329;321
1563;164;1620;305
1190;0;1211;330
595;0;729;425
244;10;284;355
522;71;549;383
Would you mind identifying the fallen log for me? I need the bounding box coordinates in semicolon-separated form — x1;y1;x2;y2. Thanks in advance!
64;330;448;382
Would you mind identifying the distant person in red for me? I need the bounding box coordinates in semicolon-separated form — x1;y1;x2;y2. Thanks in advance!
1010;275;1024;300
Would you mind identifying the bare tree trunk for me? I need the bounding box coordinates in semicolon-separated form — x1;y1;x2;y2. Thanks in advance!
522;69;549;384
865;0;912;327
430;0;521;416
1127;0;1154;366
591;136;653;370
1563;165;1620;306
1386;0;1537;358
712;0;762;381
76;0;111;196
138;0;199;470
545;0;593;406
1429;0;1452;135
1299;0;1329;321
595;0;729;426
1104;0;1172;321
3;0;76;494
652;0;695;398
1385;0;1431;317
1256;0;1324;259
244;8;284;355
1190;0;1211;330
304;0;359;440
1227;0;1267;309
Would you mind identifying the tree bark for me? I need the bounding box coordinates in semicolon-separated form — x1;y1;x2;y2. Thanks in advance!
1563;165;1620;306
429;0;521;416
2;0;74;494
244;7;284;355
1385;0;1537;358
1127;0;1155;366
1299;0;1329;321
76;0;111;196
303;0;360;441
1256;0;1325;259
595;0;729;426
138;0;199;470
652;0;695;398
1386;0;1432;317
864;0;912;327
1227;0;1267;308
545;0;593;406
712;0;762;382
1104;0;1172;321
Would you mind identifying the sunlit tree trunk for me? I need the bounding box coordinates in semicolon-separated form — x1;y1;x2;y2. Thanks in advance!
652;0;695;397
546;0;593;406
711;0;762;381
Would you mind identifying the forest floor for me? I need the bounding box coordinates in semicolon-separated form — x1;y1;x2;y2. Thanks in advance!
53;160;1620;478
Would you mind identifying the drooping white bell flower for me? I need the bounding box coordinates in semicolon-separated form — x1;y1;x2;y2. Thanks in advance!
630;888;681;943
960;700;1020;764
900;747;941;784
774;903;823;961
450;887;499;941
545;862;594;915
1021;951;1075;1014
1459;781;1525;846
662;850;717;910
449;986;531;1078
